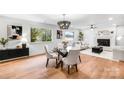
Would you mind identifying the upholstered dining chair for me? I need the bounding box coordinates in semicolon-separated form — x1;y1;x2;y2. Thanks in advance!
61;50;80;74
44;45;58;67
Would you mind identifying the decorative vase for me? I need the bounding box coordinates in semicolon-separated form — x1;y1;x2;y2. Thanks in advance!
1;45;6;50
3;44;5;47
22;43;26;49
63;43;67;49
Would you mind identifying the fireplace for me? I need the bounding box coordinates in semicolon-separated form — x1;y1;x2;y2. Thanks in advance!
97;39;110;47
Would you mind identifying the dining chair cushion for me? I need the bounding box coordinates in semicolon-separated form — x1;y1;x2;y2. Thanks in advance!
62;50;80;65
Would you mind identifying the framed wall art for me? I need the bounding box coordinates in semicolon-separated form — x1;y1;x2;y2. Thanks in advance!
57;30;63;39
31;27;52;43
7;25;22;40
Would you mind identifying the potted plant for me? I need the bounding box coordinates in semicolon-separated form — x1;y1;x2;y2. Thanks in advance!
0;38;9;48
79;32;84;41
21;37;28;49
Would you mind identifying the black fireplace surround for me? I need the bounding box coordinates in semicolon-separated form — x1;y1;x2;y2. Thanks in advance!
97;39;110;47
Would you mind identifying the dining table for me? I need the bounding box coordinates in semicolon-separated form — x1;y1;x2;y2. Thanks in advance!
54;46;82;68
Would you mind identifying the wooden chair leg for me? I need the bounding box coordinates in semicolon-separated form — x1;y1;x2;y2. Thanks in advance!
58;54;60;60
75;64;78;72
46;58;49;67
56;59;58;66
61;61;63;70
68;65;70;74
79;56;81;63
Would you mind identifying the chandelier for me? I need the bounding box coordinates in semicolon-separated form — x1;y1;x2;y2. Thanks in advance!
57;14;71;29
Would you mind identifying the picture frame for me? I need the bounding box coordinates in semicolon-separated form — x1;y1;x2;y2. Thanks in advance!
57;30;63;39
7;25;22;40
31;27;52;43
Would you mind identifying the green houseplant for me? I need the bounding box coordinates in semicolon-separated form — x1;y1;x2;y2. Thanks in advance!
0;38;8;47
79;32;84;41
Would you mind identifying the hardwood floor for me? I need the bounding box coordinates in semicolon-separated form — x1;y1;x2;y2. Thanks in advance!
0;54;124;79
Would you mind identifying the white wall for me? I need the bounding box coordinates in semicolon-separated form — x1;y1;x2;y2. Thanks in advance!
0;16;80;56
0;16;59;56
81;26;116;47
116;26;124;46
83;29;97;47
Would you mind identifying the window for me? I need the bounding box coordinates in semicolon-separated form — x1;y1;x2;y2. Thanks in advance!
64;31;74;41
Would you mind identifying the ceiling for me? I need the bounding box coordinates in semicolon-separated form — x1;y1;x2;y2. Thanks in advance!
1;14;124;29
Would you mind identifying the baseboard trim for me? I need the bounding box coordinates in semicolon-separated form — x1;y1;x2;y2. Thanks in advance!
0;53;45;63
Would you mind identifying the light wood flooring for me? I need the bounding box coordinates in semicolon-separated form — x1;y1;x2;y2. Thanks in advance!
0;54;124;79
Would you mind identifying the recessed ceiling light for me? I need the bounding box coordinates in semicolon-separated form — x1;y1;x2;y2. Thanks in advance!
108;17;113;21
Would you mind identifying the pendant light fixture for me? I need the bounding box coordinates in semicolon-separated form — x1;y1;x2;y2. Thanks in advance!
57;14;71;29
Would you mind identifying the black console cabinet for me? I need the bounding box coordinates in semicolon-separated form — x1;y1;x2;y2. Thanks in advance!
0;48;29;61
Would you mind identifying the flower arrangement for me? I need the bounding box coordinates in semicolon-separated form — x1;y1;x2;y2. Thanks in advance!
62;38;68;49
0;38;9;47
62;40;68;45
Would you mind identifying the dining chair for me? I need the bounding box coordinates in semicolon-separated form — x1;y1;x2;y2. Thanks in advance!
61;50;80;74
44;45;58;67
